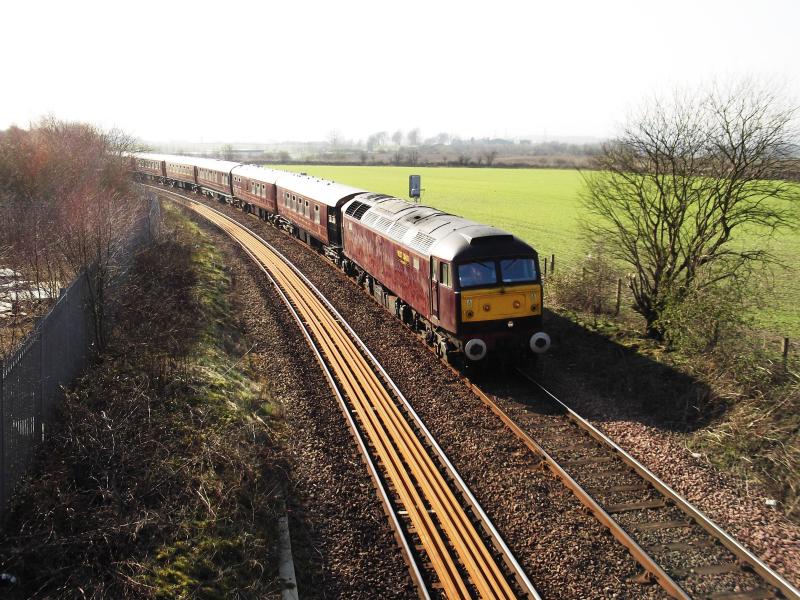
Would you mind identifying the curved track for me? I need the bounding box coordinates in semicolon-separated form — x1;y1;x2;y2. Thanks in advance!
153;187;539;600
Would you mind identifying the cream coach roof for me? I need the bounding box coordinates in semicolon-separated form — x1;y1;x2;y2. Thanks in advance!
231;164;287;184
132;152;174;162
178;156;242;173
276;173;365;208
132;152;242;172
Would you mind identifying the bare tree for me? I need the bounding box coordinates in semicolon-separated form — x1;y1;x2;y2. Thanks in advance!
483;149;499;166
0;118;146;352
366;131;387;151
436;132;451;145
327;130;342;148
583;81;800;338
407;128;421;146
391;130;404;146
220;143;234;161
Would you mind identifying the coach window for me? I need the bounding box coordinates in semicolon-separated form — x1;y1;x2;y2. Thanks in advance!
314;204;320;224
305;200;309;217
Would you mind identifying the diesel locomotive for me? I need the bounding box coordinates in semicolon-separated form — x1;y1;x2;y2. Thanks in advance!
132;152;551;363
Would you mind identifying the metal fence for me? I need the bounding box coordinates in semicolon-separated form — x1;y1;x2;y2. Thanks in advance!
0;195;161;520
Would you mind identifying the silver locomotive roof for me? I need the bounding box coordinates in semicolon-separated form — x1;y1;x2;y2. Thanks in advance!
276;173;365;208
342;193;532;261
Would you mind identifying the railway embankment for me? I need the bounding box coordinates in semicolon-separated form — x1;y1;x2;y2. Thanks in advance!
0;205;286;597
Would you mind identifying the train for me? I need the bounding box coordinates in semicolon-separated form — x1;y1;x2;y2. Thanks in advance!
131;152;551;364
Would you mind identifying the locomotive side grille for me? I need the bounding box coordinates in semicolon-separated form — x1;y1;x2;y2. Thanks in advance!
362;212;379;226
409;232;436;253
388;223;409;240
352;203;371;220
374;216;394;232
345;200;371;219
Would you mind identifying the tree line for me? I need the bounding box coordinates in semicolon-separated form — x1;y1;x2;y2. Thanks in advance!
0;117;147;355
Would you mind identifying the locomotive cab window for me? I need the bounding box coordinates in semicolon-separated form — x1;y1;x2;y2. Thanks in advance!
458;261;497;289
500;258;537;284
440;263;452;287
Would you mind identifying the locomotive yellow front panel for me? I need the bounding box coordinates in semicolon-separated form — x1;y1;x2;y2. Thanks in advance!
461;284;542;322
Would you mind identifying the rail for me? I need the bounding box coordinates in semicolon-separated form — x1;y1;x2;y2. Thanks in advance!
151;186;539;600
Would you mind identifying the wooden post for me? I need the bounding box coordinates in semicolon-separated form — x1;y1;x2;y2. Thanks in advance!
550;254;555;274
543;257;547;276
615;277;622;316
783;337;790;362
1;359;4;516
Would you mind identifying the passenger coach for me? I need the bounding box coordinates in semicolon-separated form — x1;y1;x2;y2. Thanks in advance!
275;174;364;254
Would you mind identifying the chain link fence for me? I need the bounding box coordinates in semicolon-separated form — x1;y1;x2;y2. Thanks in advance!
0;194;161;520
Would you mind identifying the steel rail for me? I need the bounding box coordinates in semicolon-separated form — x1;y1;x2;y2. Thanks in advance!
152;187;538;599
188;199;473;598
194;202;510;598
518;369;800;600
461;373;690;599
235;235;431;600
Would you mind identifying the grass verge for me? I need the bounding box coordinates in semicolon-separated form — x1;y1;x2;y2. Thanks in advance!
0;203;284;598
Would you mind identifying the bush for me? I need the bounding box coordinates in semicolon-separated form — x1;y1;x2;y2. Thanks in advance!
547;243;623;316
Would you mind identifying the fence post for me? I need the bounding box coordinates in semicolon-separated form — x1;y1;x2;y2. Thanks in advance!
615;278;622;316
783;337;790;364
38;328;44;443
1;359;5;515
543;257;547;276
550;254;555;274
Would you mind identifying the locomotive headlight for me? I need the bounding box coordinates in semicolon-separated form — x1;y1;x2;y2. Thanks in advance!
513;300;521;309
466;310;474;318
483;303;491;312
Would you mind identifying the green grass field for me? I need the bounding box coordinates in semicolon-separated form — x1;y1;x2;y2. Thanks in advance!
274;165;799;338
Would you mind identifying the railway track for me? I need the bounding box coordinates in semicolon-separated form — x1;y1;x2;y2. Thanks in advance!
148;184;799;599
152;187;539;600
468;371;800;600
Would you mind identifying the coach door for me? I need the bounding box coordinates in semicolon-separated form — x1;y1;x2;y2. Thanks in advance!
327;208;340;245
431;258;440;319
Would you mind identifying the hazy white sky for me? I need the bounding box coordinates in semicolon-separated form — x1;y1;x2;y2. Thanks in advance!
1;0;798;143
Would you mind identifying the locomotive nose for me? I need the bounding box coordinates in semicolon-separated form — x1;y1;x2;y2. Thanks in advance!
529;332;551;354
464;338;488;361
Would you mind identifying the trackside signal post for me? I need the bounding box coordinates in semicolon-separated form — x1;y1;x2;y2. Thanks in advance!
409;175;421;202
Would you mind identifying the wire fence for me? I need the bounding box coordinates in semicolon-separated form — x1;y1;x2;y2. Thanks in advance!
541;251;794;359
0;195;161;522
